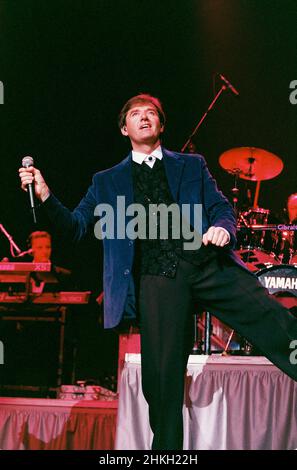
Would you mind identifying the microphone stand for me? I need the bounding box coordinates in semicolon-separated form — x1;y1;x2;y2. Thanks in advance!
0;224;34;302
181;84;227;153
182;83;229;355
0;223;22;258
16;249;33;258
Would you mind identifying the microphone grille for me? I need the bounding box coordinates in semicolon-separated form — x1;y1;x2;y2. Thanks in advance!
22;156;34;168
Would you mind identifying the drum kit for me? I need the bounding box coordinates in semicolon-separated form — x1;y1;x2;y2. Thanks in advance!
219;146;297;272
218;147;297;354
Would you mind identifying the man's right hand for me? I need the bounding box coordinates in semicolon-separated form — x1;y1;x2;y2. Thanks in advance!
18;166;50;202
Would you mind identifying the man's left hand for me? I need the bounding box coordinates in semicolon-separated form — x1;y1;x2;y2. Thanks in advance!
202;226;230;247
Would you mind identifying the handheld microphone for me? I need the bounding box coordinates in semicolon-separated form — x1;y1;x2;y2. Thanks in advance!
22;155;37;224
219;74;239;96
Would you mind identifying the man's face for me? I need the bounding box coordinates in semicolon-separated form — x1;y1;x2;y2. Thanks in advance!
31;237;52;262
121;103;164;149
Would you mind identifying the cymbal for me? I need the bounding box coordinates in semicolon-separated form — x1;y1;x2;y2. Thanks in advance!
219;147;283;181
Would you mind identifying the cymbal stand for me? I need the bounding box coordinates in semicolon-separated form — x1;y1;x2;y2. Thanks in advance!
253;180;261;209
245;155;262;209
230;170;241;216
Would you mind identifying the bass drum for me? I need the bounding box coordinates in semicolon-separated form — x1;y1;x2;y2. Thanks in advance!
237;265;297;355
256;264;297;309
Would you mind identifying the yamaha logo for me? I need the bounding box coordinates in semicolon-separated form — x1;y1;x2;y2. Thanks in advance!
264;276;297;290
257;265;297;295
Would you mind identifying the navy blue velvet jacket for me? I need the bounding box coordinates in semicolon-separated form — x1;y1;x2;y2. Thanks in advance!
44;148;243;328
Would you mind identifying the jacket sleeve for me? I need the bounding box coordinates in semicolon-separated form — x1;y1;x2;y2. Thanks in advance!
42;175;98;243
200;156;237;248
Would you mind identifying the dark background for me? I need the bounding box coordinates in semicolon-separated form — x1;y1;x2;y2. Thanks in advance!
0;0;296;386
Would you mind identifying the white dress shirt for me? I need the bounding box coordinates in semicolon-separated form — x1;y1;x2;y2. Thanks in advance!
132;145;163;169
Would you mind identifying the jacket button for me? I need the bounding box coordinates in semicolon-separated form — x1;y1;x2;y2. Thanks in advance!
129;240;133;246
124;269;130;276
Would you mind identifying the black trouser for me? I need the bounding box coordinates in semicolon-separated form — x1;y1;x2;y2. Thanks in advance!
138;247;297;450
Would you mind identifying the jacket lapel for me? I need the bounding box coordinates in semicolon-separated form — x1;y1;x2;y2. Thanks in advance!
111;152;134;207
162;148;185;202
111;148;185;204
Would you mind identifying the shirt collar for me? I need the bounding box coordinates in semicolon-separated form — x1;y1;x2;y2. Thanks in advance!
132;145;163;165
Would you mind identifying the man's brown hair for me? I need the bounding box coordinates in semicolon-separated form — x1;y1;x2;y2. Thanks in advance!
118;93;166;129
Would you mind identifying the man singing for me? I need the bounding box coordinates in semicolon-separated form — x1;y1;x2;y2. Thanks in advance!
19;94;297;450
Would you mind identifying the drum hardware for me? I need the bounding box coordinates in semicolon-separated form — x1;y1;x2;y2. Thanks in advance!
217;150;296;354
225;168;242;214
219;146;283;209
238;212;249;229
221;328;258;356
219;146;287;268
221;329;235;355
219;148;297;268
